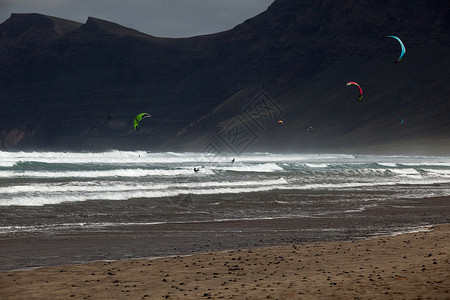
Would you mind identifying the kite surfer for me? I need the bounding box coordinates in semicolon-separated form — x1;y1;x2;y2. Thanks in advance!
194;167;200;173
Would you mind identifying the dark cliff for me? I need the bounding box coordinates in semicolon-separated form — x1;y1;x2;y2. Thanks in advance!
0;0;449;154
170;0;450;154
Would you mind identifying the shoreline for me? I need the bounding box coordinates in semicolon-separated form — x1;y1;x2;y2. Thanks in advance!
1;194;450;272
6;223;439;273
1;224;449;299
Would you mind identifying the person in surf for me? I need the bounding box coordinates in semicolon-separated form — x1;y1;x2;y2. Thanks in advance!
194;167;200;173
231;158;235;163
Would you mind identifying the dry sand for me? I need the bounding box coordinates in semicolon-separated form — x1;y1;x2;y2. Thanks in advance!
1;224;449;300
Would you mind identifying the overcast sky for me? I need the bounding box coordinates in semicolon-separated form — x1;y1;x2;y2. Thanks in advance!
0;0;274;37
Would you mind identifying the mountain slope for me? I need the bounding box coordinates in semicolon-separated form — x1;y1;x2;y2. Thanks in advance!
169;0;450;154
0;0;449;154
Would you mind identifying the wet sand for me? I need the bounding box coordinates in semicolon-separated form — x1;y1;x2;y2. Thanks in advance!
1;224;449;299
2;194;450;272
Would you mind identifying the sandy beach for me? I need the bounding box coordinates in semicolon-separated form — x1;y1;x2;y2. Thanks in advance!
1;224;449;299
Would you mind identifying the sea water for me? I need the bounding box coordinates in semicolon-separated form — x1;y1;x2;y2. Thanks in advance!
1;151;449;231
0;151;450;233
0;151;449;269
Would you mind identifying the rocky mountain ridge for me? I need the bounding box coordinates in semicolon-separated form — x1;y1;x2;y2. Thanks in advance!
0;0;449;154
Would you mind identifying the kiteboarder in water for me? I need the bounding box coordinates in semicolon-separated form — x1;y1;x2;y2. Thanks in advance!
231;158;235;163
194;167;199;173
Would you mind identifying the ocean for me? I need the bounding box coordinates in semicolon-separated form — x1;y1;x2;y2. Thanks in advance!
1;151;449;270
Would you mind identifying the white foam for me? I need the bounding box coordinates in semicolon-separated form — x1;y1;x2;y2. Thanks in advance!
0;161;15;167
0;222;167;234
370;225;433;237
0;178;288;195
0;168;214;179
2;170;448;207
279;177;450;191
275;200;290;205
388;168;420;175
0;178;289;206
377;162;397;167
424;169;450;177
343;207;366;213
0;216;303;234
1;151;447;166
0;150;359;166
212;163;284;173
1;151;449;208
401;162;450;167
305;163;329;168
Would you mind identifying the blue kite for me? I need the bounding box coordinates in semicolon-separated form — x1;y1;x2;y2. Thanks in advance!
385;36;406;63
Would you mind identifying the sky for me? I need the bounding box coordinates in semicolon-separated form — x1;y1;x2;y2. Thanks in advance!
0;0;274;37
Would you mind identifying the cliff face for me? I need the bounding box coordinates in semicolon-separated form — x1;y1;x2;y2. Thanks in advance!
0;13;240;150
0;0;449;153
170;0;450;154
